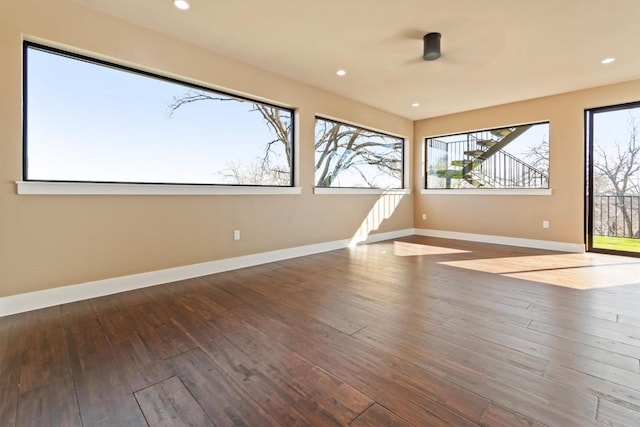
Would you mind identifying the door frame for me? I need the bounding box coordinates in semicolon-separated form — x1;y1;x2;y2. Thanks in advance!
585;100;640;257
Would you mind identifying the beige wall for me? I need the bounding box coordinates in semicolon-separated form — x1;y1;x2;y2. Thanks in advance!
0;0;414;297
414;80;640;244
2;0;638;300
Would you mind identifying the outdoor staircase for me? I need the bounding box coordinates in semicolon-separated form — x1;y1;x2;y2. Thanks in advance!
432;125;548;189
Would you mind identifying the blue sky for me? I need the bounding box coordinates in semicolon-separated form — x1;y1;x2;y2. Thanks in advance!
26;46;290;184
593;106;640;155
26;45;637;188
592;105;640;195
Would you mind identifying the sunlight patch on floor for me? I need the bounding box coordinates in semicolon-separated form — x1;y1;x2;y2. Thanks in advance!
393;241;470;256
439;253;640;289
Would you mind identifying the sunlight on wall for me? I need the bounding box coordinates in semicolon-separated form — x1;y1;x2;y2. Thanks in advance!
349;191;405;247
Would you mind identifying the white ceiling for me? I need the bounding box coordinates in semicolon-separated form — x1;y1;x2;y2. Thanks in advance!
71;0;640;120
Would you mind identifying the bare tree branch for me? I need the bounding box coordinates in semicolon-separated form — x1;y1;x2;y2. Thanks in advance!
594;114;640;237
167;91;236;117
169;89;402;188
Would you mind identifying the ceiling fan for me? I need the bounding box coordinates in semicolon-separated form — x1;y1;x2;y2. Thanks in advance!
423;32;441;61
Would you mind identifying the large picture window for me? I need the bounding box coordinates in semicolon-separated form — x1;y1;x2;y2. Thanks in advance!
23;42;294;186
425;122;550;189
314;117;404;189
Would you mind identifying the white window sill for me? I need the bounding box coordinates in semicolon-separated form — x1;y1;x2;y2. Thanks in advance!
16;181;303;196
314;187;411;195
420;188;553;196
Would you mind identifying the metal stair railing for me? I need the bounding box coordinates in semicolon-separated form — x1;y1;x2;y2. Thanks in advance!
468;150;548;188
427;129;548;188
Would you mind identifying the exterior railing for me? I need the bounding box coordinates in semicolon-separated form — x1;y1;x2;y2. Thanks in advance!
426;136;548;189
594;195;640;238
469;150;548;188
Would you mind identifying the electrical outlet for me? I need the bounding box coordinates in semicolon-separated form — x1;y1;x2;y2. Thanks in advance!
422;213;427;220
542;220;549;229
233;230;240;240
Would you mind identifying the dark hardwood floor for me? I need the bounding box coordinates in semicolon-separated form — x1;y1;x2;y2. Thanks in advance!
2;235;640;426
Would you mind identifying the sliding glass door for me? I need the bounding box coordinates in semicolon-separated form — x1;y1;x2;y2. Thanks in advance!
586;101;640;256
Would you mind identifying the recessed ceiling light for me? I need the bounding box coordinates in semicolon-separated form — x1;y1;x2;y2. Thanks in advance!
173;0;190;10
601;57;616;64
411;102;420;107
336;69;346;76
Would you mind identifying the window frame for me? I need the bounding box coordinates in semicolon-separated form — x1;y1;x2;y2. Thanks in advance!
313;116;406;191
21;41;297;191
423;121;551;192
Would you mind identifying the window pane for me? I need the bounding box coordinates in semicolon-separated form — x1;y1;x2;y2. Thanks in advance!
425;122;550;189
24;43;294;186
314;118;403;188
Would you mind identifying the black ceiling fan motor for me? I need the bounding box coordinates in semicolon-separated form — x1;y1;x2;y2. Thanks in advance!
423;32;441;61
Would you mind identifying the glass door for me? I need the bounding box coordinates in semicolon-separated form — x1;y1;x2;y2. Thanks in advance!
586;101;640;256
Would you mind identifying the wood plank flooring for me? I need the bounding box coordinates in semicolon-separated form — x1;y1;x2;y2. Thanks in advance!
2;235;640;426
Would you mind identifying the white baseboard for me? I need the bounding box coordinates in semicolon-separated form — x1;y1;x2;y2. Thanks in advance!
415;228;585;253
0;227;586;316
0;228;414;317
